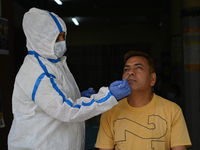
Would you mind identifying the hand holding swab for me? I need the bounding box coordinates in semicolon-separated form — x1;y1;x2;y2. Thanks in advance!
118;74;130;88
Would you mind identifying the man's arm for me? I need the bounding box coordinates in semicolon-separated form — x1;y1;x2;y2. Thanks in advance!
100;146;187;150
172;146;187;150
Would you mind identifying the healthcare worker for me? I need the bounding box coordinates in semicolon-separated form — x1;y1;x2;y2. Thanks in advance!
8;8;131;150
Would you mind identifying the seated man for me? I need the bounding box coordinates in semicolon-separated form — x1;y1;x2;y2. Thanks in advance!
95;51;191;150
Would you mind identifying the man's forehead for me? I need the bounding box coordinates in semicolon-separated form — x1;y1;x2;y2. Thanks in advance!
124;63;143;67
125;56;148;65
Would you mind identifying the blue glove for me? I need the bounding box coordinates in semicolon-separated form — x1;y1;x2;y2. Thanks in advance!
81;88;96;97
109;79;131;100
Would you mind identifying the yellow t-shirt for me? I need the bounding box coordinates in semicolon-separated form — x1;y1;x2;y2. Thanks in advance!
95;93;191;150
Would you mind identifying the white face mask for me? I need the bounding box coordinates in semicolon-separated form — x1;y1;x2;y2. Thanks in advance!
54;41;67;58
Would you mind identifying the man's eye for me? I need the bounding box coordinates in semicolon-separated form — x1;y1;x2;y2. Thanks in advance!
137;66;143;69
124;68;129;72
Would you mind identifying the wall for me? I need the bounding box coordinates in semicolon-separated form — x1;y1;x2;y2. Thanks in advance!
0;0;15;150
182;1;200;149
67;16;171;60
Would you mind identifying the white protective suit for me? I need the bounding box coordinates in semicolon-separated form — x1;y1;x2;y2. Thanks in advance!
8;8;118;150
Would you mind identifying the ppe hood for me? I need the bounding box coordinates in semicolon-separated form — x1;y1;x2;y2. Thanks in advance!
22;7;67;59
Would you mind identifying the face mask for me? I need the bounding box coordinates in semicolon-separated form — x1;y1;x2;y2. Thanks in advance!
54;41;67;58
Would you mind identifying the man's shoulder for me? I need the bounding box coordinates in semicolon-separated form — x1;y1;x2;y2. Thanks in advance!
154;94;181;110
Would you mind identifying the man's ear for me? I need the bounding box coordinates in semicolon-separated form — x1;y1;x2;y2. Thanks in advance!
150;72;156;86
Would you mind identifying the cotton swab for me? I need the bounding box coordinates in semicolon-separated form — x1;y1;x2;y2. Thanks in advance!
118;74;130;88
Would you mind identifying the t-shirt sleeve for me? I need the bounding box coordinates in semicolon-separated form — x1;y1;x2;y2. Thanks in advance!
95;112;115;149
171;107;192;148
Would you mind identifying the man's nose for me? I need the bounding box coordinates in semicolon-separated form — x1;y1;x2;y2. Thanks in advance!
128;69;135;76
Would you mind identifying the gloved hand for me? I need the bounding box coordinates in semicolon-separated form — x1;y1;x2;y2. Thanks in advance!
109;79;131;100
81;88;96;97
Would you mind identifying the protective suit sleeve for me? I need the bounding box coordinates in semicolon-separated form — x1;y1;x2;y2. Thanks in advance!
34;76;118;122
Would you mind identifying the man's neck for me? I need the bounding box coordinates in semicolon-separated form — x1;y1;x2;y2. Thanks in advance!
127;91;153;107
